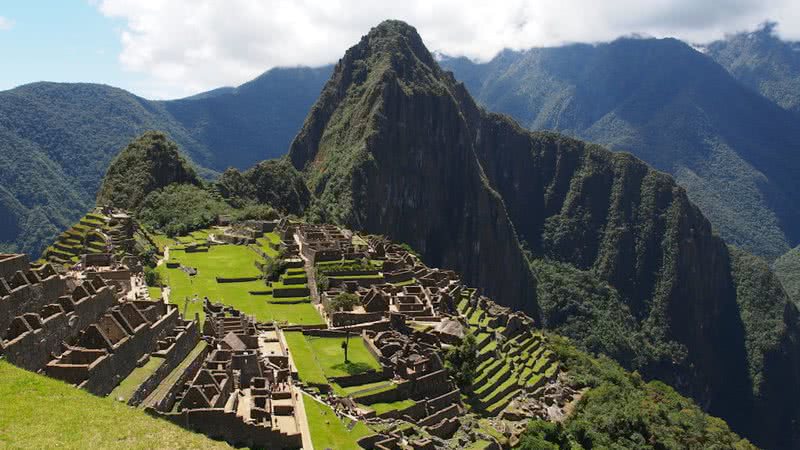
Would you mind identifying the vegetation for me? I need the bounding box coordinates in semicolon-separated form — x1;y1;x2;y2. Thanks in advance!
216;158;311;215
774;245;800;306
302;394;372;450
441;36;800;261
0;360;232;449
96;131;200;211
516;335;757;449
286;332;381;381
138;183;230;237
324;292;361;313
156;245;322;325
444;332;479;391
706;22;800;114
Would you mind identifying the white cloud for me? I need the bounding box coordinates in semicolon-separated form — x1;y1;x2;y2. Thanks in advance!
96;0;800;99
0;16;14;31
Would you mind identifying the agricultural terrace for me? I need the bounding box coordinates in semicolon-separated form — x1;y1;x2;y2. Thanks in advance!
156;244;323;325
457;294;559;416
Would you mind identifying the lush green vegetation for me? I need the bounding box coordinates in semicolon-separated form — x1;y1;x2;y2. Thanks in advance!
530;258;643;368
444;332;479;391
775;245;800;306
96;131;200;211
217;158;311;215
302;394;372;450
285;331;381;383
707;22;800;115
325;292;361;313
0;360;232;449
138;184;230;237
516;336;756;449
442;36;800;260
156;245;322;325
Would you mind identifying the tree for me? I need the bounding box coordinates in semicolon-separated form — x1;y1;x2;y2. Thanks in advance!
518;420;572;450
444;332;479;391
325;292;360;314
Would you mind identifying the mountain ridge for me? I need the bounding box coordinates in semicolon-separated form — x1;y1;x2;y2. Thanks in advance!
440;36;800;261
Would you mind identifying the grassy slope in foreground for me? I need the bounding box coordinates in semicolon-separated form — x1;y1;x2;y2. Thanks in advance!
0;360;232;450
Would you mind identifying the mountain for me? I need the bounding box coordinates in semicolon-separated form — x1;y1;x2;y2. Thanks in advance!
0;67;328;257
289;20;800;448
439;38;800;261
96;131;200;211
775;245;800;306
160;66;332;169
706;22;800;115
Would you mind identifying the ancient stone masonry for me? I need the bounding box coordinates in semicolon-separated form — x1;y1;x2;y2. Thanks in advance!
295;227;568;447
44;301;196;396
43;208;137;269
148;300;303;450
0;249;201;400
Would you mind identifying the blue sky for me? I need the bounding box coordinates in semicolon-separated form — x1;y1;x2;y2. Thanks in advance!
0;1;147;95
2;1;798;100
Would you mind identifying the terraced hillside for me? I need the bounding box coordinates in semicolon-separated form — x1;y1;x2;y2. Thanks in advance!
459;298;559;416
41;211;125;266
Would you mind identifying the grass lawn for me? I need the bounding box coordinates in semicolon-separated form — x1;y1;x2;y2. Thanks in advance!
368;399;416;415
150;233;173;253
156;245;322;324
0;361;231;449
333;380;394;396
148;287;162;300
109;356;164;402
303;394;372;450
286;333;382;385
305;335;382;378
285;331;328;386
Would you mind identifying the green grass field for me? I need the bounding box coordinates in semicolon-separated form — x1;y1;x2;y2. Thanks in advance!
367;398;416;415
285;332;382;385
148;287;162;300
285;331;328;386
0;361;232;449
303;394;372;450
156;245;323;324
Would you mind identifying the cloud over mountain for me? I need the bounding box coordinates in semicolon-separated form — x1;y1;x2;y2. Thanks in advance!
96;0;800;98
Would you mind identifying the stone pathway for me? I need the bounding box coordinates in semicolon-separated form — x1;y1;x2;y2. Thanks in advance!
295;387;314;450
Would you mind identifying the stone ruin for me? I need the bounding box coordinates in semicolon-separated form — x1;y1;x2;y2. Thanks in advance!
145;300;304;449
0;253;201;398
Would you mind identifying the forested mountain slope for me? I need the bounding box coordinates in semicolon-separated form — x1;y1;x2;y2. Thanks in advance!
440;38;800;261
289;20;800;449
0;67;328;256
706;22;800;115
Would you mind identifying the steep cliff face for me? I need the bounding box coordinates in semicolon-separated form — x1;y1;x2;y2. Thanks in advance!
288;20;800;448
441;39;800;261
289;20;536;314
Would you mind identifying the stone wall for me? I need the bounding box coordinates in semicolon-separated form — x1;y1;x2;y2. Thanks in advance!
153;408;302;449
0;254;29;279
0;265;66;333
2;283;116;371
127;321;201;406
